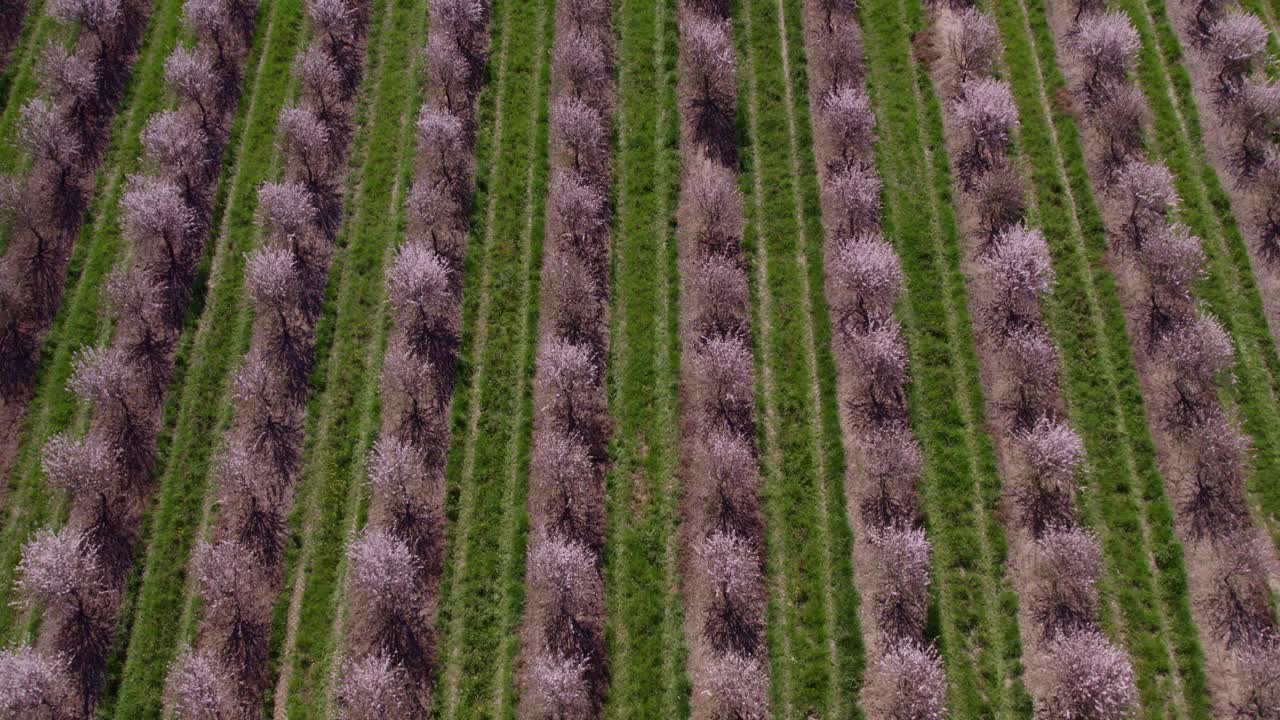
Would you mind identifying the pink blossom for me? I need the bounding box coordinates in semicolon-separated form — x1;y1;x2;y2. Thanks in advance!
166;647;237;720
527;653;593;720
348;530;420;611
1070;12;1140;89
829;232;903;325
1041;631;1137;720
17;527;100;610
701;652;768;720
1016;417;1085;484
0;647;71;717
953;78;1019;157
142;110;209;181
824;164;882;236
333;654;409;720
950;8;1001;85
256;180;317;239
41;432;119;497
820;86;875;159
866;642;947;720
245;246;301;312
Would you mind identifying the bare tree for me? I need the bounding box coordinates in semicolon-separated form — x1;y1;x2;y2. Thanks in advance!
232;352;301;480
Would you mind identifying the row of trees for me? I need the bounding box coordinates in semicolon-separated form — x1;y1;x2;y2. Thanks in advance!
809;1;947;718
521;1;615;717
1064;2;1280;714
939;7;1137;719
1183;1;1280;269
328;1;489;717
159;0;372;715
678;3;769;718
0;0;152;402
0;1;260;717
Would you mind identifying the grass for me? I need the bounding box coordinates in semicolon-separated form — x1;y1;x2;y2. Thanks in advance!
1117;0;1280;553
0;0;189;641
100;0;306;712
430;0;552;713
980;0;1215;715
599;0;690;713
858;0;1033;716
0;0;49;112
271;0;428;712
734;0;864;715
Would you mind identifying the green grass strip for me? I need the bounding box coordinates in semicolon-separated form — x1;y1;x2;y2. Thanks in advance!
431;0;552;713
1117;0;1280;551
859;0;1032;717
734;0;864;715
101;0;306;713
989;0;1213;716
600;0;690;714
0;0;49;110
273;0;427;712
0;0;188;639
0;1;59;174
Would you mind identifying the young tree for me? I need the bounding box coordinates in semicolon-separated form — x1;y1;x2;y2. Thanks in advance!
1031;526;1101;639
950;8;1000;88
700;530;764;657
165;647;238;720
982;224;1054;334
1040;632;1136;720
194;539;270;686
828;232;903;332
820;86;875;170
333;654;411;720
1112;160;1178;253
952;78;1019;184
1013;418;1083;535
824;164;882;237
528;536;603;660
381;344;446;457
1207;12;1268;102
406;179;467;262
860;425;922;530
348;531;429;670
701;652;769;720
1070;12;1140;101
533;430;602;548
683;14;737;164
865;643;947;720
694;334;755;437
527;653;593;720
165;47;219;133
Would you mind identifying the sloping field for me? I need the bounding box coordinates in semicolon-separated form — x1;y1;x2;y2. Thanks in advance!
2;0;1280;716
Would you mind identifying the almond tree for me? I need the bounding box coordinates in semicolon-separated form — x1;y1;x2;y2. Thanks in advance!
1111;160;1177;254
700;530;764;657
18;98;82;232
950;8;1000;87
0;648;72;720
864;643;947;720
333;655;411;720
824;164;882;237
871;525;932;643
1207;12;1268;102
952;78;1018;184
828;232;903;332
1041;632;1137;720
819;86;874;171
690;254;749;338
165;47;219;133
860;425;922;529
1070;12;1140;102
195;539;270;688
1031;526;1101;638
165;647;238;720
1227;79;1280;178
701;652;769;720
348;532;429;672
683;14;737;163
527;654;593;720
1013;418;1083;535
